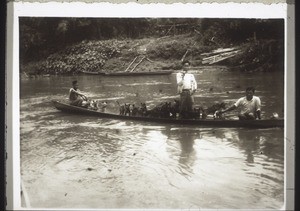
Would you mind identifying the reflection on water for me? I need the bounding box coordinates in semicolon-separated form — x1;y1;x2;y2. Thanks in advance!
20;69;284;209
177;131;197;174
164;128;198;176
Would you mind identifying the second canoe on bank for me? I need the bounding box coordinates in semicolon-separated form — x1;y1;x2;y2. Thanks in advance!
52;100;284;129
80;70;173;76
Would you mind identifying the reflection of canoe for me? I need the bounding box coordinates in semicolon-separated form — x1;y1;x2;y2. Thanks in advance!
79;71;105;75
79;70;173;76
104;70;173;76
52;100;284;128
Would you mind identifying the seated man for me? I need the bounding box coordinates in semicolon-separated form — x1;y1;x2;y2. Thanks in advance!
69;80;88;107
217;87;261;120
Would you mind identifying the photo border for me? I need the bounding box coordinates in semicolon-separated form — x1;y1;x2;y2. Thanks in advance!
6;2;295;210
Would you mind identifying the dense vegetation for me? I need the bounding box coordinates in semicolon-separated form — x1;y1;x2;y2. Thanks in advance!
19;18;284;75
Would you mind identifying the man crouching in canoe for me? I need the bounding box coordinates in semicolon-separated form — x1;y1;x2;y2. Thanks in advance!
216;87;261;120
69;80;89;107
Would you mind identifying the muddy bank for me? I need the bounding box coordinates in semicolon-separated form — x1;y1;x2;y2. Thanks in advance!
21;34;283;76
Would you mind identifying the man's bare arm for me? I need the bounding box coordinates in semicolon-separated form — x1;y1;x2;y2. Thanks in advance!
219;105;237;114
72;89;87;99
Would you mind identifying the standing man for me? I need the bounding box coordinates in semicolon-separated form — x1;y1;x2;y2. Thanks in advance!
217;87;261;120
176;60;197;118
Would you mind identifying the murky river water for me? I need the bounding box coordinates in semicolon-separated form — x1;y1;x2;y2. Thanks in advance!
20;68;284;209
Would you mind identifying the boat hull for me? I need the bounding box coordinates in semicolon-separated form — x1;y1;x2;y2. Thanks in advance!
52;100;284;128
79;71;105;75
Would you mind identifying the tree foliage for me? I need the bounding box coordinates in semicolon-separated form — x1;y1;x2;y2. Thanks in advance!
19;18;203;63
199;19;284;45
19;17;284;73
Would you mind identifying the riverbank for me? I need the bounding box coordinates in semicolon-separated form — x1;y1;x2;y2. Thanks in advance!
20;34;283;76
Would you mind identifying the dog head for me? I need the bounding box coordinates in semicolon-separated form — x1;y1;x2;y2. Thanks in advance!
271;112;279;119
101;101;107;108
88;100;98;109
124;103;131;113
140;103;147;109
213;110;224;119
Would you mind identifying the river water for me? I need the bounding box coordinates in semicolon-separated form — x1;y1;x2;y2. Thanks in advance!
20;68;284;209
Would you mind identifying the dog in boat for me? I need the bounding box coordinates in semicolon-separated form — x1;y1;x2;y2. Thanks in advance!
86;100;108;112
170;100;180;118
146;102;167;118
141;101;226;119
117;101;139;116
270;112;279;119
117;101;149;116
200;102;226;119
131;104;141;116
160;102;172;118
128;104;134;116
138;103;148;116
146;100;180;118
129;103;148;117
117;101;130;116
190;107;201;119
87;100;99;110
99;101;108;112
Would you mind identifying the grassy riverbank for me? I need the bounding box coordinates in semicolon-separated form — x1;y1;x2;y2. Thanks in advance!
21;34;283;76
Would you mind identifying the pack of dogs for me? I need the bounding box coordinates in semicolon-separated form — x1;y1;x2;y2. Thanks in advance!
115;100;227;119
81;100;279;120
116;101;147;117
84;98;226;119
145;100;180;118
86;100;107;112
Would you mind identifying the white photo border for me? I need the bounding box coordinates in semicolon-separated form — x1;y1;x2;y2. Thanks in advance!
6;2;294;210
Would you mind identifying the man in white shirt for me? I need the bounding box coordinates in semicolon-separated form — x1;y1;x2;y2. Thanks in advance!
176;60;197;118
217;87;261;120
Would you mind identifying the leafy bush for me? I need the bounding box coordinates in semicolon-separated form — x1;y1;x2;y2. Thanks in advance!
147;39;190;60
29;39;127;74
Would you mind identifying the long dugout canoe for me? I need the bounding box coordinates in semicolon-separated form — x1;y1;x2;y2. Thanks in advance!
52;100;284;128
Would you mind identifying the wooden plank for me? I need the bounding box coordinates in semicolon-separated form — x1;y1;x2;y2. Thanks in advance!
130;56;145;72
201;47;238;56
124;56;138;72
202;50;241;64
202;50;241;60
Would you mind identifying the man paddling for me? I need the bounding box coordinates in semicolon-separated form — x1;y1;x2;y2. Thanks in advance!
217;87;261;120
69;80;89;107
176;60;197;118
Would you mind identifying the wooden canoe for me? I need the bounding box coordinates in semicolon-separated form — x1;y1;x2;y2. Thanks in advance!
79;70;105;75
52;100;284;128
